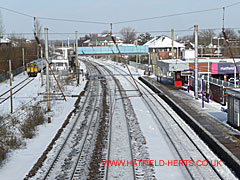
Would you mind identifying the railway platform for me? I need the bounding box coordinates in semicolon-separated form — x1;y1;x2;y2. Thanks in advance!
140;76;240;178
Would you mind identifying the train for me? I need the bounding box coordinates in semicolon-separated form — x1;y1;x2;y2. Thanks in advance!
26;59;46;77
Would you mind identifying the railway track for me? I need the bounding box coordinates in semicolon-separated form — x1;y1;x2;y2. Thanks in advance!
99;61;236;179
92;62;137;180
43;63;103;180
0;77;34;104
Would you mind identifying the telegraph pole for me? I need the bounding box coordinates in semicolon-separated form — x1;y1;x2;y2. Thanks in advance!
148;53;151;76
75;31;79;86
45;28;50;111
22;48;25;75
110;23;113;35
194;25;199;99
136;40;138;73
234;66;237;88
41;49;43;86
171;29;174;59
9;60;13;113
67;36;70;47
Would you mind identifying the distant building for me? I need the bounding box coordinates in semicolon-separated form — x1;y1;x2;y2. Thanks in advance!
0;38;11;47
83;34;123;46
144;36;185;59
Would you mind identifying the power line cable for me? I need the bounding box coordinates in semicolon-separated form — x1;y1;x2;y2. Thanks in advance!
113;2;240;24
2;27;240;36
0;6;33;18
37;17;109;25
113;7;222;24
0;6;109;25
225;1;240;8
1;1;240;26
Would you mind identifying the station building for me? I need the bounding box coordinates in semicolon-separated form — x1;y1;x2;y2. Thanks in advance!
157;57;240;87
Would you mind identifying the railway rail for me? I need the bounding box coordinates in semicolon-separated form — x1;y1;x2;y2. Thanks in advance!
0;77;34;104
43;63;103;180
99;61;236;179
92;62;137;180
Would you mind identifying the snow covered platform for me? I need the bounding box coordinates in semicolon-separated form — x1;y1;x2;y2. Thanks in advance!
139;76;240;178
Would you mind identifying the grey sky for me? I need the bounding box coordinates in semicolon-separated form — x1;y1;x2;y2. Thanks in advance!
0;0;240;39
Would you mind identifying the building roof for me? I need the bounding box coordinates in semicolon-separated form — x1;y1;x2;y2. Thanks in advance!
83;35;123;44
144;36;185;48
0;38;11;44
187;58;240;63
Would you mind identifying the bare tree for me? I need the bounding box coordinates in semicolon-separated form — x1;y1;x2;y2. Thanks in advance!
101;30;110;36
34;18;42;58
0;10;5;37
137;32;153;45
219;29;239;57
219;29;238;40
199;29;216;46
120;27;136;44
177;35;194;43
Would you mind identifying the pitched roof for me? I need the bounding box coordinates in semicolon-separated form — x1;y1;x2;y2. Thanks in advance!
144;36;185;48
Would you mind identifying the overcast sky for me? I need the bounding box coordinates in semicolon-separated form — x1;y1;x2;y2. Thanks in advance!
0;0;240;39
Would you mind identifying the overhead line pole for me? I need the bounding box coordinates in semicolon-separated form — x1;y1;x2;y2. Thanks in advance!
194;25;199;99
171;29;174;59
75;31;79;86
9;60;13;113
45;28;50;111
22;48;25;75
34;28;66;102
111;36;143;97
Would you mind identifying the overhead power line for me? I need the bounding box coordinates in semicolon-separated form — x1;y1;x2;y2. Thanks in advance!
225;1;240;8
0;1;240;26
113;7;222;24
37;17;108;25
113;2;240;24
2;27;240;36
0;6;33;18
0;6;108;25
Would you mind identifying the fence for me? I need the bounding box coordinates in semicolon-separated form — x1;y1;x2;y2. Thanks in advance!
129;61;152;72
0;66;24;83
189;75;235;105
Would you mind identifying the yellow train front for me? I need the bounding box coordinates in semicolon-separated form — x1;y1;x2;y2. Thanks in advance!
27;63;38;77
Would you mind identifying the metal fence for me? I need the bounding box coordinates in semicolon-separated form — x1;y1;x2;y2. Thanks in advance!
0;66;24;83
202;75;235;88
129;61;152;72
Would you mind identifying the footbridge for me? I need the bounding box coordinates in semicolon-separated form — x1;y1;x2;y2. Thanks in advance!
78;45;149;55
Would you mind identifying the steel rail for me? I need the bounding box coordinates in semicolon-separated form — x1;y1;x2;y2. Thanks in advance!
70;62;104;180
92;61;137;180
104;62;224;179
0;78;34;104
43;65;100;180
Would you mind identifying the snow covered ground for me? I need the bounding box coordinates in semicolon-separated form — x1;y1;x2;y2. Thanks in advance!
0;63;87;180
0;57;238;179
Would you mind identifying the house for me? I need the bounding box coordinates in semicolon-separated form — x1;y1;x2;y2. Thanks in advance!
0;38;11;47
144;36;185;59
83;34;123;46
